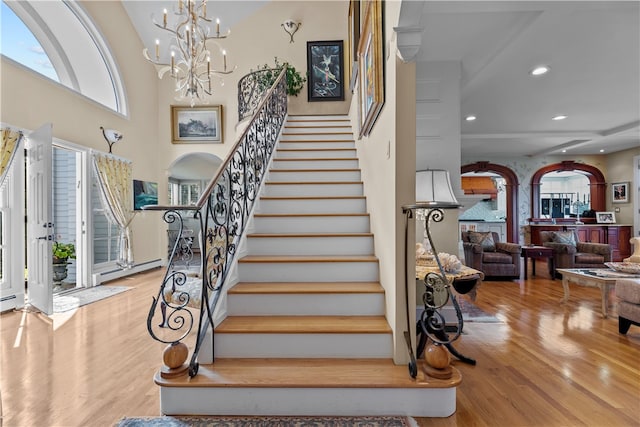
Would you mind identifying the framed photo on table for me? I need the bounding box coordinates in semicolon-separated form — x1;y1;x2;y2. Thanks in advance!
612;181;629;203
307;40;345;101
171;105;223;144
596;211;616;224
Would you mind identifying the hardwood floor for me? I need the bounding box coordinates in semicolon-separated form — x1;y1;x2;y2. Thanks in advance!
1;263;639;426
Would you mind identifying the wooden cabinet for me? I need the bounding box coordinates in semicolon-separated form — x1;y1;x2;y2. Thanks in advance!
529;224;632;262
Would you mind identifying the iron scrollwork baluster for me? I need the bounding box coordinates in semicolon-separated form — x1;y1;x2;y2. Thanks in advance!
145;67;288;378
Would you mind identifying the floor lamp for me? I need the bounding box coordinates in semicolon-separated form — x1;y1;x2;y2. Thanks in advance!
402;169;470;378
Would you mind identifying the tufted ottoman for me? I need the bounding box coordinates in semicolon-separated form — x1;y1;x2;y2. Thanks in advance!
615;278;640;334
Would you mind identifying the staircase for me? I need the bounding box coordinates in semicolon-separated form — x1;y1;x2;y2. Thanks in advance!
155;115;460;417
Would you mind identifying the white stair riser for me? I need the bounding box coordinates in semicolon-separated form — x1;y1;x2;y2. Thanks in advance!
227;293;384;316
268;170;361;182
263;183;363;197
246;235;373;255
252;216;370;233
280;133;354;141
271;159;359;169
214;333;392;358
278;141;355;149
282;127;351;134
238;261;379;282
256;198;366;214
160;387;456;417
276;149;356;159
287;115;349;121
284;120;351;127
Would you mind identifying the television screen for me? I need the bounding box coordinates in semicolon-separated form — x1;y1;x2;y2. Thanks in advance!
133;180;158;210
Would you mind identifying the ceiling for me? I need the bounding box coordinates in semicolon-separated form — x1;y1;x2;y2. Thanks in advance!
123;1;640;158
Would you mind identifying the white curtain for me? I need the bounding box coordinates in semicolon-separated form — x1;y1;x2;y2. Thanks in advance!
0;128;23;187
92;152;136;267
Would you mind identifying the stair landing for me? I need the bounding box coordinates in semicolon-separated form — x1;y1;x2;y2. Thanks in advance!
156;358;461;417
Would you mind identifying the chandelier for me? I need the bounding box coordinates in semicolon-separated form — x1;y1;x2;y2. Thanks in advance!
143;0;234;106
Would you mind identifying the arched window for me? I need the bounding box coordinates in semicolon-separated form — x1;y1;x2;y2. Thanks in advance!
1;0;127;115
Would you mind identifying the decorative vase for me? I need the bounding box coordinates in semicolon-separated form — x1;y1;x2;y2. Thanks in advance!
624;237;640;263
52;262;68;285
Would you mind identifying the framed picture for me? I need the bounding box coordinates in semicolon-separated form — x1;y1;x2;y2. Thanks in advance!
596;211;616;224
307;40;345;101
612;181;629;203
347;1;360;92
358;0;384;137
171;105;223;144
133;180;158;210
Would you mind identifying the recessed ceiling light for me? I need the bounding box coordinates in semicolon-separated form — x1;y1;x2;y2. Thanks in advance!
552;115;568;121
465;115;476;121
530;65;550;76
599;149;605;153
561;149;567;153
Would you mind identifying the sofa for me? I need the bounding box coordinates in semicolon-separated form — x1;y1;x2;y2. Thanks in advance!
461;231;521;279
616;278;640;334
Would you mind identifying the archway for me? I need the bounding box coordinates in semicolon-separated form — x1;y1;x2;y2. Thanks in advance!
461;162;519;243
530;161;606;218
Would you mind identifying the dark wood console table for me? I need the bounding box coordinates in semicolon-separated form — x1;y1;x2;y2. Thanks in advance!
527;223;632;261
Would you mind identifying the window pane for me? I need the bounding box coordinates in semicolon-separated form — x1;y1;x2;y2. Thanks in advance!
92;172;120;264
1;2;59;82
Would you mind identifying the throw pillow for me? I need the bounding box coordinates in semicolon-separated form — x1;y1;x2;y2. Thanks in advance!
468;231;496;252
553;231;576;246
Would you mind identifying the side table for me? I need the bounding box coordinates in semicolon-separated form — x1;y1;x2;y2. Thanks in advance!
521;245;554;280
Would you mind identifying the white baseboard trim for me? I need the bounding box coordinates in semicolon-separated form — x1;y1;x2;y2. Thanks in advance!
91;259;164;286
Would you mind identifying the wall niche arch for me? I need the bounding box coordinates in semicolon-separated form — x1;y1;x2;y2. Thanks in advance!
461;161;519;243
530;161;606;219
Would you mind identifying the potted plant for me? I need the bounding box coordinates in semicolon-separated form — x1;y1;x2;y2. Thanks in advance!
53;241;76;264
253;57;306;96
52;242;76;285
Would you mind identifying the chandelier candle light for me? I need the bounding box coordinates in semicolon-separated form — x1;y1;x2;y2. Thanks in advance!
143;0;235;106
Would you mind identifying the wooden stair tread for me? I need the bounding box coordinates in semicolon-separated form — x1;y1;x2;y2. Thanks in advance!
239;255;378;263
253;213;369;217
265;181;363;185
229;282;383;294
155;358;461;388
281;132;353;136
279;139;356;143
270;169;360;172
284;125;351;128
246;232;373;238
277;148;356;151
259;195;365;200
272;158;358;161
216;316;391;334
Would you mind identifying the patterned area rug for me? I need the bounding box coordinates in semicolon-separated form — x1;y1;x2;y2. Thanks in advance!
116;416;416;427
53;286;131;313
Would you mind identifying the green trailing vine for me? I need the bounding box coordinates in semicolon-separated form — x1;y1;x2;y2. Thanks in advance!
253;57;306;96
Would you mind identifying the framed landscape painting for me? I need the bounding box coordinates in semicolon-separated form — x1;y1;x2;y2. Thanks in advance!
171;105;223;144
307;40;345;101
357;0;384;137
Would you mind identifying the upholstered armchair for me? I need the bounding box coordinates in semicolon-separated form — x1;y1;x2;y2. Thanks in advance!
462;231;521;279
539;230;612;276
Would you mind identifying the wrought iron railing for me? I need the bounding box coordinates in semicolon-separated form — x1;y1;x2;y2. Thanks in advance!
237;67;282;123
144;68;288;377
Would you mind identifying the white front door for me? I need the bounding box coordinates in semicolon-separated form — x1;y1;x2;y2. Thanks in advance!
26;124;53;315
0;137;25;312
